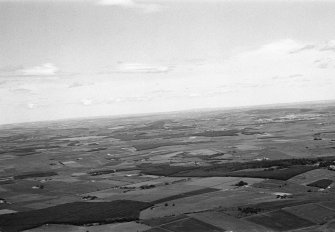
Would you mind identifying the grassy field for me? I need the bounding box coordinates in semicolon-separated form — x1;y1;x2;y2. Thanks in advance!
142;214;189;227
159;217;225;232
184;177;264;189
246;210;315;231
24;221;152;232
145;228;172;232
319;201;335;210
283;203;335;224
222;199;317;216
189;211;272;232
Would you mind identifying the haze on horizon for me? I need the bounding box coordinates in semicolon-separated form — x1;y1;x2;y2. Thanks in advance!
1;0;335;125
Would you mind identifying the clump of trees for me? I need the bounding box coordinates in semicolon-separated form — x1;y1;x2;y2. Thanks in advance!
319;160;335;168
237;207;262;215
235;181;248;187
140;184;155;190
82;195;98;200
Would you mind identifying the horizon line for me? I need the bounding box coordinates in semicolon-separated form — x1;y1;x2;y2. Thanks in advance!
1;98;334;127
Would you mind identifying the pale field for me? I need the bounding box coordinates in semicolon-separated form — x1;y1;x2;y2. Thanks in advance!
318;201;335;210
55;135;107;141
148;151;184;161
0;209;17;215
23;222;151;232
86;182;204;202
90;179;131;186
0;154;15;161
5;193;55;204
289;169;335;185
22;195;81;210
61;161;83;168
0;186;9;192
235;143;261;151
46;175;81;183
140;188;278;219
290;225;328;232
184;177;264;189
124;177;188;188
39;180;116;195
252;179;316;195
188;149;221;156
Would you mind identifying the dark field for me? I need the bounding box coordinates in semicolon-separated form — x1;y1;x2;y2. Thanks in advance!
0;200;152;232
226;165;317;180
1;102;335;231
307;179;333;189
139;158;327;180
151;187;220;204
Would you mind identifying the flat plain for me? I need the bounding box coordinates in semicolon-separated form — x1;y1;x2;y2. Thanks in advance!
1;102;335;231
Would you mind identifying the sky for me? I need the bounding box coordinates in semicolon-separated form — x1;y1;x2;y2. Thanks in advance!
1;0;335;125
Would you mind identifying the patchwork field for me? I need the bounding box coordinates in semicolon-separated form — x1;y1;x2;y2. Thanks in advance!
1;103;335;231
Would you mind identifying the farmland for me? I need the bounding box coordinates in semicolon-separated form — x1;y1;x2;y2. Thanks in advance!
0;200;152;232
1;102;335;231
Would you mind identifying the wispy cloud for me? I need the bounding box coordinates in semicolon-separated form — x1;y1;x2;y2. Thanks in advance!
27;103;36;109
314;58;334;69
289;44;316;54
320;40;335;52
11;88;35;95
96;0;163;13
105;95;152;104
0;63;59;78
81;98;93;106
105;62;172;74
68;82;94;88
20;63;58;76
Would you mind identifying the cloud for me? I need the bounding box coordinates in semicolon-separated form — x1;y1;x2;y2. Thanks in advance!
313;57;334;69
0;63;59;79
289;44;316;54
11;88;35;94
259;39;303;54
68;82;84;88
105;95;152;104
27;103;36;109
254;39;335;56
106;62;172;74
96;0;163;13
229;39;335;73
68;82;94;88
20;63;58;76
178;39;335;95
81;98;93;105
320;40;335;52
317;62;329;69
272;74;303;79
